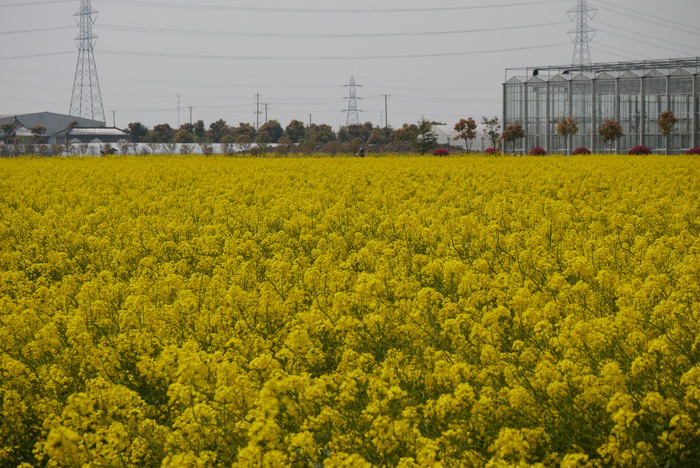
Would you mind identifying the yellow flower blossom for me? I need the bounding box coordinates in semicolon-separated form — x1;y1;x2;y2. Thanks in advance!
1;154;699;465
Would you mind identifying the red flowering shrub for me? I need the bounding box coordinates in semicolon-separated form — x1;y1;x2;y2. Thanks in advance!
484;147;500;155
628;145;652;155
685;147;700;155
528;147;547;156
432;148;449;156
572;147;591;155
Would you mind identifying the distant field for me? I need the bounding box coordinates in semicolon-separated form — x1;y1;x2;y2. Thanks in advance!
1;155;699;466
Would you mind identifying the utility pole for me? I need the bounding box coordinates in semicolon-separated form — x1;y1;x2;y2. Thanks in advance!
177;94;181;128
382;94;390;128
568;0;596;66
69;0;105;122
263;103;270;124
188;106;193;124
111;110;116;127
309;114;312;127
255;93;262;130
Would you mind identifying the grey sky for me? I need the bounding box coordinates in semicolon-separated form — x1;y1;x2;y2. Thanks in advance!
2;0;699;131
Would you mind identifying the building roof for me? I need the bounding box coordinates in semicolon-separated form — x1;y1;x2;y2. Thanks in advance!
56;126;129;136
0;117;32;136
505;56;700;83
0;112;106;137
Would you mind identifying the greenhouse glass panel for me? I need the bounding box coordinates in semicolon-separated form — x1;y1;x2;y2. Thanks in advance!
526;81;546;149
643;77;666;149
618;76;641;149
594;78;616;151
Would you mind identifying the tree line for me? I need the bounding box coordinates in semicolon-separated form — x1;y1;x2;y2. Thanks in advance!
122;117;503;154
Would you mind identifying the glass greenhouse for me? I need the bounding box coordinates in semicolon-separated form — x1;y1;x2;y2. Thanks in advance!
503;57;700;154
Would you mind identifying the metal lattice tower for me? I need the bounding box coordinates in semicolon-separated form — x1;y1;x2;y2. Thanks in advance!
69;0;105;122
568;0;596;67
344;77;361;126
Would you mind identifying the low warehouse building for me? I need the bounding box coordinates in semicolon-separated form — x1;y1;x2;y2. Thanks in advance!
55;126;130;145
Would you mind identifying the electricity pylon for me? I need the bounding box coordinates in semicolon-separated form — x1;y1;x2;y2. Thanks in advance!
69;0;105;122
344;77;361;126
568;0;596;67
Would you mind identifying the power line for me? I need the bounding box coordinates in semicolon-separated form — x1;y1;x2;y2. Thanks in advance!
0;25;73;35
0;0;73;7
0;51;74;61
99;0;570;14
595;28;696;56
97;21;568;39
97;43;569;62
592;1;700;37
589;45;654;61
595;20;700;51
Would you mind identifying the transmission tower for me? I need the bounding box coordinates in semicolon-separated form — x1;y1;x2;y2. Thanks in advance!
69;0;105;122
344;77;361;126
568;0;596;67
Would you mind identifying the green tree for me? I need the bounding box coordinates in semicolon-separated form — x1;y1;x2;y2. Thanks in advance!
310;124;336;144
126;122;148;143
179;122;195;134
414;119;438;154
337;126;350;143
300;135;317;155
454;118;477;151
174;129;195;144
145;123;176;143
367;128;386;145
392;123;419;143
502;122;525;154
598;120;624;153
232;123;256;142
358;122;374;142
1;123;17;144
258;120;283;143
194;120;206;141
30;125;47;144
208;119;229;143
482;116;502;149
221;134;236;155
277;135;292;155
658;110;678;155
556;116;578;155
284;120;306;143
236;134;253;153
255;131;272;154
338;123;373;143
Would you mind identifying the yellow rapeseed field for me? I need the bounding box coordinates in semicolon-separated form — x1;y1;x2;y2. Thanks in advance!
1;154;699;467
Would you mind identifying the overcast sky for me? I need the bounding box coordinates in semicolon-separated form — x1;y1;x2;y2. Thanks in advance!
1;0;699;131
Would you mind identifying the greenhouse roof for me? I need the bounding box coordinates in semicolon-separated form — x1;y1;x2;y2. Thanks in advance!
505;56;700;83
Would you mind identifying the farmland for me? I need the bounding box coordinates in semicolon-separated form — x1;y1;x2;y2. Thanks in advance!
1;154;699;466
